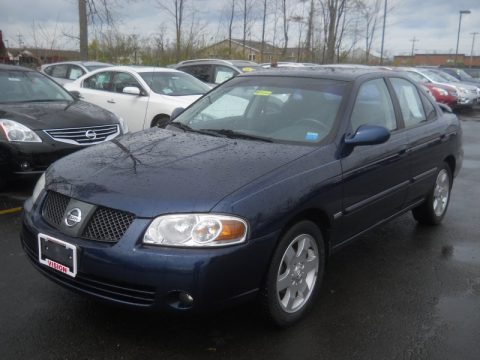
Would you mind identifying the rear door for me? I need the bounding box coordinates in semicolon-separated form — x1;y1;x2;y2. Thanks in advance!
388;77;450;205
339;78;409;242
79;70;115;112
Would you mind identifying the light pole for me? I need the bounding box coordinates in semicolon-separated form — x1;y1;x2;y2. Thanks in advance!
380;0;387;65
454;10;471;65
470;32;479;68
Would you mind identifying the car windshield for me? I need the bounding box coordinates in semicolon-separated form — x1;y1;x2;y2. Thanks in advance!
435;71;460;82
85;64;111;71
140;71;211;96
423;70;457;83
171;76;348;144
0;70;73;103
455;69;474;80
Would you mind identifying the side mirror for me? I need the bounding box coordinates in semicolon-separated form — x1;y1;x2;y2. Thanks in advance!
344;125;390;147
69;90;82;99
171;107;185;121
123;86;141;95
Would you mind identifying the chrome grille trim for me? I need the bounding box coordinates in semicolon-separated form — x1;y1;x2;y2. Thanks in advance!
43;124;120;145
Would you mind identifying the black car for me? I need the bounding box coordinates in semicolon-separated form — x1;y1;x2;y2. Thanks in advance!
22;69;463;326
0;64;127;188
175;59;262;87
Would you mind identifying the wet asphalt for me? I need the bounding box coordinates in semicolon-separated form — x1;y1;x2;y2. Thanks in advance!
1;109;479;360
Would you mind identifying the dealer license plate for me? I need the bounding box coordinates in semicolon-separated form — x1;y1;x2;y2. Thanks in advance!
38;233;77;278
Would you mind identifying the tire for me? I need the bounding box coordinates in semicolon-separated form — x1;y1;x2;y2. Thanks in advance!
262;220;326;327
412;163;452;225
151;115;170;128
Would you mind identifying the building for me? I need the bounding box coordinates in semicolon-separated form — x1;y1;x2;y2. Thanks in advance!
394;53;480;67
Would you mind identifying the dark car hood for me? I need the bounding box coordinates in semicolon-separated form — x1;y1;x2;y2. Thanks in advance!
46;129;315;217
0;100;117;130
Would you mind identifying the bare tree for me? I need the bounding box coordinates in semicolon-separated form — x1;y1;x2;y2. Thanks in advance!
260;0;268;62
319;0;347;63
304;0;315;61
281;0;289;55
157;0;185;61
228;0;235;57
359;0;382;63
78;0;117;60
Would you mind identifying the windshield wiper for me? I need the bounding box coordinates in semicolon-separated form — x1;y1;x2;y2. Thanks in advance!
199;129;273;142
167;122;193;132
167;122;226;138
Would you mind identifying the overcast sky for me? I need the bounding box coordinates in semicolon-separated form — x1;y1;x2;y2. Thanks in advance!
1;0;480;58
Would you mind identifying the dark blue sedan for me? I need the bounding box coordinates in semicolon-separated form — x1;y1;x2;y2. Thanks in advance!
21;69;463;326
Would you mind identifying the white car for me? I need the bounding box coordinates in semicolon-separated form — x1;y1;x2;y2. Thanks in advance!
64;66;211;132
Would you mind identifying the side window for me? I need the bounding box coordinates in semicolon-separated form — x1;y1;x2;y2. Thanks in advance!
421;93;436;121
179;65;212;83
44;66;54;75
68;65;84;80
214;66;237;84
390;78;426;127
350;79;397;131
50;65;68;79
112;72;141;94
83;71;113;91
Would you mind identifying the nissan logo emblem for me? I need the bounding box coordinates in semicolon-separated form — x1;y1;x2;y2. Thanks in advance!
65;208;82;227
85;130;97;140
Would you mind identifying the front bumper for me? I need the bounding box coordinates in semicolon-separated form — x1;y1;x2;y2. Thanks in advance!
0;140;80;177
456;94;478;106
20;195;278;312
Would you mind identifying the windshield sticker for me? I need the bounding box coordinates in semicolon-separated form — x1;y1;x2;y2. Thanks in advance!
8;78;21;81
254;90;272;96
305;132;319;141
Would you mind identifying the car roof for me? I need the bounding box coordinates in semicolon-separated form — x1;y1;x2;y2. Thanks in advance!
176;59;257;67
99;65;182;73
0;64;35;72
42;61;112;67
239;68;399;82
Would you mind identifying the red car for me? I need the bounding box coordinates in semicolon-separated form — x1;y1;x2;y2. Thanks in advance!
422;83;458;108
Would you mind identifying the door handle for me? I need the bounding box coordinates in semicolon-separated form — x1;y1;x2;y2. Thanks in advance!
107;99;116;104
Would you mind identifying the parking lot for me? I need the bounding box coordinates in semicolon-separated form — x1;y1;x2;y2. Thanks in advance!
1;107;479;360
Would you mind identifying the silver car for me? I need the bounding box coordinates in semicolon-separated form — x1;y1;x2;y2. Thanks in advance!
40;61;113;85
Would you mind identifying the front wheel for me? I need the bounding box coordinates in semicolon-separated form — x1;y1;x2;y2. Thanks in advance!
262;221;325;327
412;164;452;225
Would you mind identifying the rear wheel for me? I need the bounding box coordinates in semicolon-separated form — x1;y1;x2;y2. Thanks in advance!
262;221;325;327
412;163;452;225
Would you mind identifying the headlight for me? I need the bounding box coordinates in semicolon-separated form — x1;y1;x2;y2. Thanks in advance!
0;119;42;142
143;214;248;247
458;87;468;94
117;116;129;134
432;87;448;96
31;172;46;205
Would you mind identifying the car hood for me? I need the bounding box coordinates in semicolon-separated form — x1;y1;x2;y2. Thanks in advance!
46;129;315;218
0;101;118;130
155;94;202;108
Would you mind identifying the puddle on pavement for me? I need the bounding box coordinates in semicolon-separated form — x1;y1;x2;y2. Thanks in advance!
440;244;480;265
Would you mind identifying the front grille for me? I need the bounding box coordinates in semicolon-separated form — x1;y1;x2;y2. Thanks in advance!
41;191;135;243
42;191;70;226
22;241;156;307
44;124;120;145
82;207;135;242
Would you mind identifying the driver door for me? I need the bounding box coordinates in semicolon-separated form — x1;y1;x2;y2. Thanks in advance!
339;78;409;242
